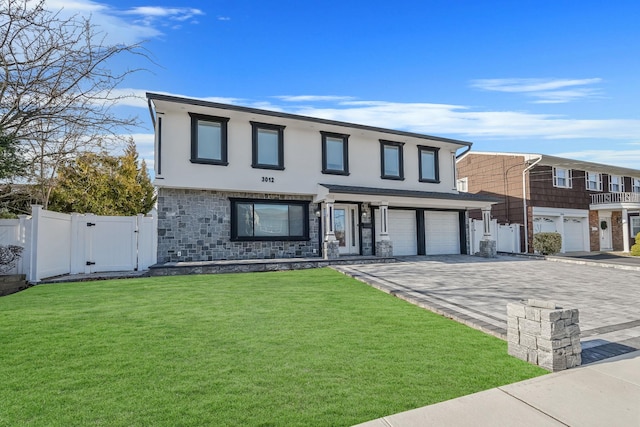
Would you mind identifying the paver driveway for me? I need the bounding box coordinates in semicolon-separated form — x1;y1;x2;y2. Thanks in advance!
333;255;640;363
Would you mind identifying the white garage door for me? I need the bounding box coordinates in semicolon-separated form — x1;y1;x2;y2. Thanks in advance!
563;217;585;252
425;211;460;255
375;209;418;256
533;216;557;233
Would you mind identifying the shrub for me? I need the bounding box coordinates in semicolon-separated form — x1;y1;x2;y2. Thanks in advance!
631;232;640;257
533;232;562;255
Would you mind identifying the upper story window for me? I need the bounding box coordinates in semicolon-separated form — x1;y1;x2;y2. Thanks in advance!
189;113;229;165
231;199;309;241
632;178;640;193
457;177;468;192
380;140;404;180
609;175;624;192
321;131;349;175
553;167;572;188
585;171;602;191
418;146;440;183
251;122;285;170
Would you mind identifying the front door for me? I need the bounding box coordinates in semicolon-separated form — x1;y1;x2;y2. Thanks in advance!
334;205;360;255
600;216;612;251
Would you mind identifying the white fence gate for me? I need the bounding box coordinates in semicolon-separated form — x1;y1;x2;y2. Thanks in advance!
470;219;522;254
0;205;157;283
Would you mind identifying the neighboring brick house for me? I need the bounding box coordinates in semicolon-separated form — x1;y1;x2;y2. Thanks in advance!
457;152;640;253
146;93;497;263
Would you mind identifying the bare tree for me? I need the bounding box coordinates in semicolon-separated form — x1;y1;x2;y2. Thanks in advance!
0;0;148;209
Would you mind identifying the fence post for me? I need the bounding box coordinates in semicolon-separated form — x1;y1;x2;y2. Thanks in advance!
28;205;43;283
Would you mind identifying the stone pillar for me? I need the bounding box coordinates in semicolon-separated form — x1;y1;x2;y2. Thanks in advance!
322;200;339;259
479;205;497;258
376;240;393;257
507;299;581;372
375;201;393;257
622;208;630;253
324;200;336;242
323;240;340;260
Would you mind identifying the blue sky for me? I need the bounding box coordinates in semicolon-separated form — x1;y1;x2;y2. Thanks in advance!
47;0;640;169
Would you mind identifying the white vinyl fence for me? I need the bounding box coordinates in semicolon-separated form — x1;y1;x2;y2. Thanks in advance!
470;219;522;254
0;205;157;283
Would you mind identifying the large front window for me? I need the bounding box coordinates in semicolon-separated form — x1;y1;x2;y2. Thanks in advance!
189;113;229;165
231;199;308;240
553;167;572;188
632;178;640;193
609;175;624;192
585;171;602;191
418;146;439;182
380;140;404;180
321;132;349;175
251;122;285;170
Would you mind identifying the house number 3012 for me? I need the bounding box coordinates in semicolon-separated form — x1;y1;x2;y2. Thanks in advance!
261;176;275;183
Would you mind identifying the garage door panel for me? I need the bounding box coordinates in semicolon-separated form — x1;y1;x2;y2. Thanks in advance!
375;209;418;256
564;217;585;252
425;211;460;255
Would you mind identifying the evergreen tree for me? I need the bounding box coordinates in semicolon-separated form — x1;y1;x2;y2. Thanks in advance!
49;141;156;215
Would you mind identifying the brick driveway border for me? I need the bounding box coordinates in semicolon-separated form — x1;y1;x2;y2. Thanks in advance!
332;255;640;363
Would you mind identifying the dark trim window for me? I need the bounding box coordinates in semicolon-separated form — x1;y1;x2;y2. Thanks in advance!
231;199;309;240
157;116;162;175
418;145;440;182
189;113;229;165
380;140;404;180
251;122;285;170
321;131;349;175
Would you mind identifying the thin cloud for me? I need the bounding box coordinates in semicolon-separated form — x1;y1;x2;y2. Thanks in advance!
471;78;603;104
131;91;640;142
44;1;204;44
275;95;357;102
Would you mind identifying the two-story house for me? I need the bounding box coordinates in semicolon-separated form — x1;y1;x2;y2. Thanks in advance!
146;93;497;262
457;152;640;254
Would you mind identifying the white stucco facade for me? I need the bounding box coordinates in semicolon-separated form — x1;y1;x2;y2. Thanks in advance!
147;93;497;262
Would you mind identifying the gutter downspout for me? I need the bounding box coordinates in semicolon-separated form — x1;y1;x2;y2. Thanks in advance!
522;156;542;253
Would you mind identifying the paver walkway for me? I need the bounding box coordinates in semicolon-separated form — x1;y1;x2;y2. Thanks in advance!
333;255;640;363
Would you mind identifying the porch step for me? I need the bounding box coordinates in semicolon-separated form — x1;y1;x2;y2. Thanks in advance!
148;256;397;276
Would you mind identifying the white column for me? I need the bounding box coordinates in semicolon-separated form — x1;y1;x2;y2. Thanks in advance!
622;208;630;253
324;200;336;241
379;202;390;240
481;206;492;240
558;214;565;253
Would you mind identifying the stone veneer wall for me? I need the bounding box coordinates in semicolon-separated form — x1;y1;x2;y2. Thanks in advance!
611;211;623;251
588;211;600;252
157;188;320;262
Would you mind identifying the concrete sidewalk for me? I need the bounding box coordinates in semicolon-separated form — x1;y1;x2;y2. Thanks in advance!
354;350;640;427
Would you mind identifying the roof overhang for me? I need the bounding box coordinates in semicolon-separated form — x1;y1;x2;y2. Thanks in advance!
315;184;499;210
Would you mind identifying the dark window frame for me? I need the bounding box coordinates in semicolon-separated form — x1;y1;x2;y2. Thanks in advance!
230;198;309;241
380;140;405;180
418;145;440;183
189;112;229;165
251;121;285;170
321;131;350;175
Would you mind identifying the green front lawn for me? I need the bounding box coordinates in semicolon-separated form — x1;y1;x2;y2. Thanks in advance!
0;268;545;426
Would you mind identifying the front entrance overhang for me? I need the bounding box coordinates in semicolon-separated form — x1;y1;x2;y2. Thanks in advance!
314;184;499;210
